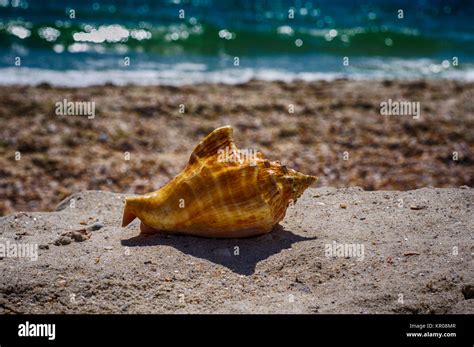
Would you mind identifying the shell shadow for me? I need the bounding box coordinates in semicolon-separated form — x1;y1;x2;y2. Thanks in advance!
121;225;316;275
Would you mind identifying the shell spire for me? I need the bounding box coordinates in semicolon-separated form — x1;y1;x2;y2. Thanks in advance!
122;125;317;238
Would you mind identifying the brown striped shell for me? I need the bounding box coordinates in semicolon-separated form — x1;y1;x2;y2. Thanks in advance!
122;126;316;238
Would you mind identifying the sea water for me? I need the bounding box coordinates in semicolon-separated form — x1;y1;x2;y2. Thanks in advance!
0;0;473;86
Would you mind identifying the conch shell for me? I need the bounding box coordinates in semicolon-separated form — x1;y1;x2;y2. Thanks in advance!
122;126;316;238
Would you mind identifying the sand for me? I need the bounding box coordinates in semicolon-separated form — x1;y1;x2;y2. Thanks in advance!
1;79;473;216
0;187;472;314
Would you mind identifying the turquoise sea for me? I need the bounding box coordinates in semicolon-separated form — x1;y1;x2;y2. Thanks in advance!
1;0;473;85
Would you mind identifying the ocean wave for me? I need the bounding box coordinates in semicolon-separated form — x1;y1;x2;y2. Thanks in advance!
1;19;473;58
1;62;473;87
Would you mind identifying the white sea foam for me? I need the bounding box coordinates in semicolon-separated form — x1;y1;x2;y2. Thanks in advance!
0;67;343;86
0;62;473;87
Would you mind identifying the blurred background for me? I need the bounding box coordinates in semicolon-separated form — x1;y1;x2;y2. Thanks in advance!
0;0;473;215
1;0;474;84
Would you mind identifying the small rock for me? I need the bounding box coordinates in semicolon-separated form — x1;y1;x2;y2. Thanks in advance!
68;230;91;242
403;252;420;256
340;203;347;209
462;285;474;299
54;236;72;246
39;244;49;250
410;204;427;210
98;133;109;142
47;124;58;133
86;222;105;231
104;246;113;250
55;229;91;245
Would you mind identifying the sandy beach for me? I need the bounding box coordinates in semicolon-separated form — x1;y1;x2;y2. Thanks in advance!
1;187;472;314
0;79;473;216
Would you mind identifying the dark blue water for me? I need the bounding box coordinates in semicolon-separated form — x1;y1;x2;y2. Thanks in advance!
1;0;473;85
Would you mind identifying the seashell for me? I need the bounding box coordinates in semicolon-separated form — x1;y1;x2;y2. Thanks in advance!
122;126;316;238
